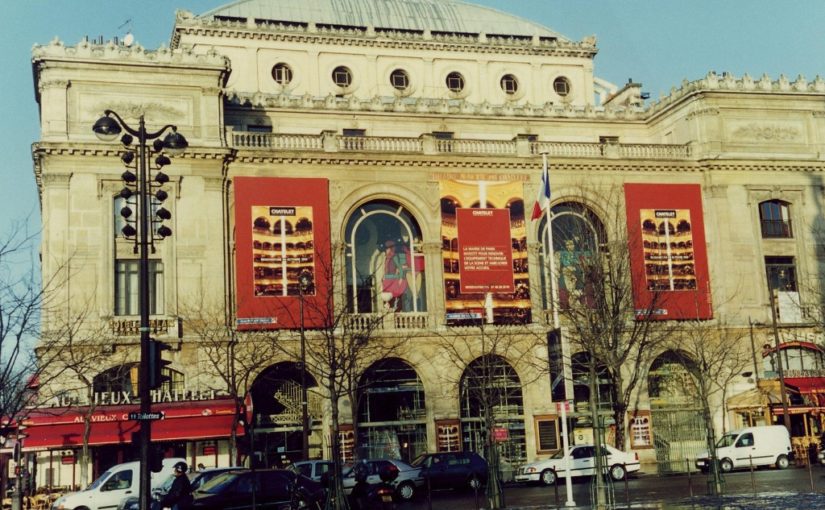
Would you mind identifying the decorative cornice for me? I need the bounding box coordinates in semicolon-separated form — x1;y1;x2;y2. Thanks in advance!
97;101;184;120
32;37;229;70
731;123;800;142
171;16;596;59
32;142;233;161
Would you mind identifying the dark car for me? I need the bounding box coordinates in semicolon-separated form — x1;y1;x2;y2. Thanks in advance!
190;466;245;491
191;469;324;510
411;452;488;491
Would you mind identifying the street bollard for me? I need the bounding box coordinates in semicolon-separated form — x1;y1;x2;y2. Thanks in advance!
473;479;479;510
808;452;815;492
553;477;559;508
749;455;755;494
623;463;629;506
685;459;693;499
426;476;432;510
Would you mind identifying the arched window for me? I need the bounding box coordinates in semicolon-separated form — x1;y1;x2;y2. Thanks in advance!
344;200;426;313
459;355;526;467
357;358;426;461
538;202;606;310
759;200;793;238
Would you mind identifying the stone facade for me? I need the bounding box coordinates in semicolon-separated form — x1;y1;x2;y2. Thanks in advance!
28;0;825;484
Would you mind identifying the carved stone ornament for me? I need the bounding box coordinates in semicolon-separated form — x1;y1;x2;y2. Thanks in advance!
732;123;800;142
98;101;184;122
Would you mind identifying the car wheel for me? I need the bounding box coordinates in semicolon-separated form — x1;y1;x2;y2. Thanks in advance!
468;475;481;490
540;469;557;486
720;458;733;473
776;455;790;469
396;481;415;501
609;464;626;481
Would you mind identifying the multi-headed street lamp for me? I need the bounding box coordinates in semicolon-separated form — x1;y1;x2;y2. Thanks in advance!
93;110;187;510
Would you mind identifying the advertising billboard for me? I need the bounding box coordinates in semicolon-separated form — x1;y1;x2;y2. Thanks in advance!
234;177;331;329
624;183;712;319
440;179;530;325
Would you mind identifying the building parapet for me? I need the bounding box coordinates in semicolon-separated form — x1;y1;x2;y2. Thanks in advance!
231;130;692;160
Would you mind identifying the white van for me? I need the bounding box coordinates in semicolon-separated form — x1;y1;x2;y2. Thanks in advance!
695;425;792;473
52;457;184;510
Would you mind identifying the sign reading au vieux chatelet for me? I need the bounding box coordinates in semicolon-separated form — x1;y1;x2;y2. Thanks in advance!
52;388;219;408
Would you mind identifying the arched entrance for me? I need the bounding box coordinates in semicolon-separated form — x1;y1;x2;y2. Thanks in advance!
249;361;319;466
459;355;526;478
648;350;706;472
356;358;426;462
570;351;616;443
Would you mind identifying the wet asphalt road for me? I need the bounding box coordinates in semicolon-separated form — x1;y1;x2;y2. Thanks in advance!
397;465;825;509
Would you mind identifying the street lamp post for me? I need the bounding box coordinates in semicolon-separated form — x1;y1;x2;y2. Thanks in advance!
93;111;187;510
298;270;314;460
768;289;792;432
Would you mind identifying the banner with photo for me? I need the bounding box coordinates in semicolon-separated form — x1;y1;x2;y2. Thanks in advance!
440;179;530;325
624;183;712;320
234;177;331;329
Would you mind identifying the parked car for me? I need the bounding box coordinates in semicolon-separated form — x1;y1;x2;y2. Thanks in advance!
190;466;246;491
411;452;488;491
289;460;334;482
52;457;184;510
696;425;792;473
341;459;423;501
515;445;640;485
190;469;324;510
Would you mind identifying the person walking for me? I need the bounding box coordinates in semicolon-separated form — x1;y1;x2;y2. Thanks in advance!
158;461;193;510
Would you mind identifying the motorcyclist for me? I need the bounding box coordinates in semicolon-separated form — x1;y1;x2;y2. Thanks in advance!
349;460;370;510
157;461;193;510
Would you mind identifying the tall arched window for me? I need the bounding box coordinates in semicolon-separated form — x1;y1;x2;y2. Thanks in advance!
357;358;426;462
344;200;426;313
538;202;606;309
459;355;526;467
759;200;793;238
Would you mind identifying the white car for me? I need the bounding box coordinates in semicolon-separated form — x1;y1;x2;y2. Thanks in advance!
515;445;640;485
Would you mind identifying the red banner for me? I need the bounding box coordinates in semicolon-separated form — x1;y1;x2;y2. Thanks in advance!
456;208;515;294
624;183;712;319
234;177;331;329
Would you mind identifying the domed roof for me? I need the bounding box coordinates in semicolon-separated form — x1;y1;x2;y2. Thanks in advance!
199;0;566;39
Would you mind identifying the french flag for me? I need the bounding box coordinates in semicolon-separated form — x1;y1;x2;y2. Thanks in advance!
531;156;551;221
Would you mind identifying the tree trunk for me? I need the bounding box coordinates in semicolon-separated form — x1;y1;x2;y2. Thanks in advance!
326;381;349;510
703;402;723;495
483;407;503;510
589;360;608;509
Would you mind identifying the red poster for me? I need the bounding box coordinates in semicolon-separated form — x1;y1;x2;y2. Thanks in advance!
624;183;712;320
456;208;515;293
234;177;332;329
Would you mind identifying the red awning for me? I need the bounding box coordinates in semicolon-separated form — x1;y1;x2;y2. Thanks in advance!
22;398;243;451
785;377;825;407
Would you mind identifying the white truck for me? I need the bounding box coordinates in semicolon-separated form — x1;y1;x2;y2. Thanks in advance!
51;457;184;510
695;425;792;473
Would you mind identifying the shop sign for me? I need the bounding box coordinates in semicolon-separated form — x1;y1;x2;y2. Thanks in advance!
61;456;75;465
492;427;509;442
52;388;218;408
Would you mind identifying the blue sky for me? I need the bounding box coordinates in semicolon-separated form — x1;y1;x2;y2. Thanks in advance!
1;0;823;246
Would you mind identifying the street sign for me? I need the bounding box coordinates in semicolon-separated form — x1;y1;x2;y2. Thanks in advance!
128;412;164;421
556;401;572;413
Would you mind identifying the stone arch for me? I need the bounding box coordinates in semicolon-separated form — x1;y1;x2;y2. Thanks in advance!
355;357;427;462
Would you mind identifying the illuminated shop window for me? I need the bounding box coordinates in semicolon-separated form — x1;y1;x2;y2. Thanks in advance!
344;200;426;314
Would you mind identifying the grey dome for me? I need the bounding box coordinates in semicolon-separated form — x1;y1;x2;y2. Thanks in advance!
199;0;566;39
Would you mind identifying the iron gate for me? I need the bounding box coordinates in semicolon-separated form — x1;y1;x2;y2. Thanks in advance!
651;407;707;473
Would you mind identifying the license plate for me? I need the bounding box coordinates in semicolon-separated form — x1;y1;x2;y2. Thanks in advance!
696;460;706;466
381;495;393;503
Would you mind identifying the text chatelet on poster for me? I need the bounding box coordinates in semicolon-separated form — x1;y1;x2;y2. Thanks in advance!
624;183;712;320
440;179;530;325
234;177;331;330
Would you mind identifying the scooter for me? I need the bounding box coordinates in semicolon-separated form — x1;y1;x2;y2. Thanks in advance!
349;462;399;510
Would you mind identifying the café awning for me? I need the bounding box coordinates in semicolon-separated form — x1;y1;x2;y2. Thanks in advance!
21;398;243;451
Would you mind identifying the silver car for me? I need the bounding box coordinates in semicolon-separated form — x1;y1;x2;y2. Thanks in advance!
342;459;423;501
289;460;334;482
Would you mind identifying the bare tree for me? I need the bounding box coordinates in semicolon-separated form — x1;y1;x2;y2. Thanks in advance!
429;321;547;510
552;185;673;451
667;321;751;494
0;220;70;442
180;297;284;465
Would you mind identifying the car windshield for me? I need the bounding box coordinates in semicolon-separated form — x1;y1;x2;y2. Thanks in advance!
550;449;569;459
158;475;175;492
197;472;239;494
716;433;737;448
85;469;113;491
410;455;428;467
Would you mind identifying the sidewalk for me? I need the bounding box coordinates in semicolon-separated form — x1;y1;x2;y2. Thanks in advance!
505;490;825;509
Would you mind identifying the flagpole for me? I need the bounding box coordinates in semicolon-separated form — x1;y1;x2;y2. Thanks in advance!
542;152;560;329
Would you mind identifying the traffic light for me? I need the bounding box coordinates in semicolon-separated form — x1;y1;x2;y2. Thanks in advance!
148;339;172;390
150;445;164;473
